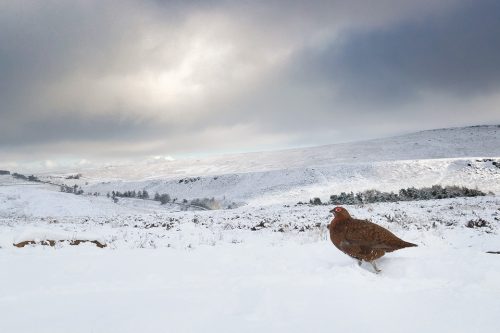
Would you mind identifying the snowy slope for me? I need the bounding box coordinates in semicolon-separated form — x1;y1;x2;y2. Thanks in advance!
1;125;500;333
0;178;136;218
50;125;500;205
77;157;500;206
1;125;499;217
48;125;500;180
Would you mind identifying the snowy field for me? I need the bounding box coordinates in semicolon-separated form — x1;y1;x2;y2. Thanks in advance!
1;126;500;333
2;235;500;333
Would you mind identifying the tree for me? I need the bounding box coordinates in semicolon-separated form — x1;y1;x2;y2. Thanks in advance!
159;194;170;205
310;197;322;205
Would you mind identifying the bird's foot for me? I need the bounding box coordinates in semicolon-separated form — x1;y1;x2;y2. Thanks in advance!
370;261;382;274
357;259;362;266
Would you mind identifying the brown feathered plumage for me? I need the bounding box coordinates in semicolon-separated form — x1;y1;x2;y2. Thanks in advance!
328;206;417;272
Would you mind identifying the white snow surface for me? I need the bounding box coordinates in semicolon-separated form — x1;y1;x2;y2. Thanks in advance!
43;125;500;180
1;238;499;333
1;125;500;333
35;125;500;205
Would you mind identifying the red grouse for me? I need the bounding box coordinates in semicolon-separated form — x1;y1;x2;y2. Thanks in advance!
327;206;417;272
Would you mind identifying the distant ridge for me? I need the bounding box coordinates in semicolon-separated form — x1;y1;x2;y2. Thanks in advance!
58;125;500;181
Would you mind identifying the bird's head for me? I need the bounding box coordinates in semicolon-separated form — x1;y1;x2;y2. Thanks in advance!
329;206;351;219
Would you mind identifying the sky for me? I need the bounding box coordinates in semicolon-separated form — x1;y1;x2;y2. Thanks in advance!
1;0;500;171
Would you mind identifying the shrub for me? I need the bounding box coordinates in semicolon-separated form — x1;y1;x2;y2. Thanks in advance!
325;185;486;205
12;173;28;180
309;197;322;205
466;218;490;229
190;197;220;210
158;194;171;205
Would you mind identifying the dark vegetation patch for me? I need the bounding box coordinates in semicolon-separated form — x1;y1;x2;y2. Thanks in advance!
106;189;237;210
178;177;201;184
469;158;500;169
465;218;490;229
112;190;150;200
14;239;107;248
143;222;175;229
60;184;84;195
12;173;40;182
306;185;487;206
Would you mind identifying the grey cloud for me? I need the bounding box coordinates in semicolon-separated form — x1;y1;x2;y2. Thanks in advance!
0;112;158;147
211;0;500;145
296;0;500;106
1;0;499;167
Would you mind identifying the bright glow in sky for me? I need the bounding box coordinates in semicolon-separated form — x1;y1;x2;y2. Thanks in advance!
1;0;499;171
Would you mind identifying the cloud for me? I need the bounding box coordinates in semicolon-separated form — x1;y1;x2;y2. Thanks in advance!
0;0;499;169
296;0;500;105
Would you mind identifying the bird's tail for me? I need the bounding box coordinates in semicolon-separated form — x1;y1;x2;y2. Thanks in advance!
381;239;417;252
401;241;417;248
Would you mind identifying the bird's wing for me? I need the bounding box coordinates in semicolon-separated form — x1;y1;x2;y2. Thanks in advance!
343;219;396;248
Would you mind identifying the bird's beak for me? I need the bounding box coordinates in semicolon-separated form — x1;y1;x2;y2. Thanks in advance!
329;209;335;214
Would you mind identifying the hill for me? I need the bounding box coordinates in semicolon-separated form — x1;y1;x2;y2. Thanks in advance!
48;125;500;205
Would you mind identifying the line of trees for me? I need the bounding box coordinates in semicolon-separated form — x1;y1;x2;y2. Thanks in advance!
12;173;40;182
108;190;174;205
110;190;150;200
308;185;487;205
56;183;236;211
106;189;228;210
60;184;84;195
153;192;171;204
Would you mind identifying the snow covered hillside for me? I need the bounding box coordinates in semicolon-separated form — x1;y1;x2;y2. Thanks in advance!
37;125;500;205
1;125;500;333
44;125;500;179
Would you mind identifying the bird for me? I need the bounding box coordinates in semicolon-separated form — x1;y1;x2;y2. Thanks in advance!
327;206;417;273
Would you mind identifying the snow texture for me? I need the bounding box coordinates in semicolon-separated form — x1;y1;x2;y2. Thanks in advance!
0;125;499;333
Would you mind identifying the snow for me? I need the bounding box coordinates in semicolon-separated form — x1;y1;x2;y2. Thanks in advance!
38;125;500;181
12;228;104;245
1;125;500;332
1;239;499;333
33;125;500;205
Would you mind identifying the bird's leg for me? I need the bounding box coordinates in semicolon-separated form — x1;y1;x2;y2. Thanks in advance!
370;261;381;273
357;259;362;266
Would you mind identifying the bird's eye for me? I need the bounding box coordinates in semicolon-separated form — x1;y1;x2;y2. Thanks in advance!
335;207;342;212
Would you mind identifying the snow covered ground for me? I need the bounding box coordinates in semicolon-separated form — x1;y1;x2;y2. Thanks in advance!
2;238;500;333
35;125;500;205
1;125;500;333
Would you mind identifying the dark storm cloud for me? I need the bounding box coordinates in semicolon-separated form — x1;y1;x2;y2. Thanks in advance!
298;0;500;106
